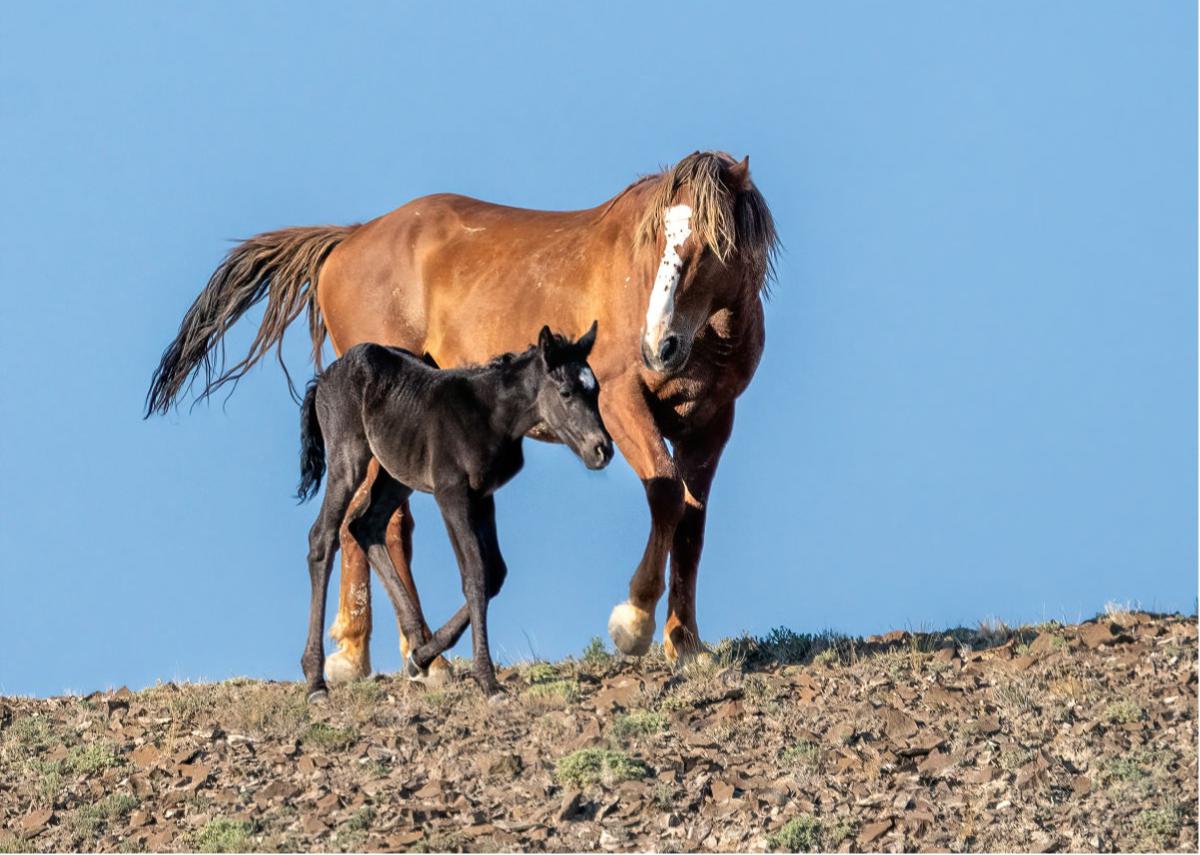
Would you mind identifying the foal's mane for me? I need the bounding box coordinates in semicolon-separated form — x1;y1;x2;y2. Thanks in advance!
627;151;779;294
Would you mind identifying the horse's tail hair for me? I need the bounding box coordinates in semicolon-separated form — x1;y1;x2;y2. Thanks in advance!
296;379;325;503
144;223;359;417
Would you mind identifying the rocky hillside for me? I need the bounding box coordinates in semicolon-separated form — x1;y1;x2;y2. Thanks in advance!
1;612;1196;852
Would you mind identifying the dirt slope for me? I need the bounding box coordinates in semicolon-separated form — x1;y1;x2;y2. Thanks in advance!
1;612;1196;853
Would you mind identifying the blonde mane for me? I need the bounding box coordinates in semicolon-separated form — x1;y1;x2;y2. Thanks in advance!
633;151;779;293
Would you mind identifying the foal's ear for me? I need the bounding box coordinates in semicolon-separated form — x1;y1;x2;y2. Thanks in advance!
576;320;598;357
538;325;556;363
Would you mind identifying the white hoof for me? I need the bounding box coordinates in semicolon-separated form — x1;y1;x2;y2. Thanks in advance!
324;648;370;685
424;658;454;689
608;602;655;656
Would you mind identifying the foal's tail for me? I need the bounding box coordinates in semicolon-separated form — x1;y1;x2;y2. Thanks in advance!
296;379;326;503
144;223;358;416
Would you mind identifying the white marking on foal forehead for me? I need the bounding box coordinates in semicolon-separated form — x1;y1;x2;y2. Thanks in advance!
578;366;596;391
644;204;692;339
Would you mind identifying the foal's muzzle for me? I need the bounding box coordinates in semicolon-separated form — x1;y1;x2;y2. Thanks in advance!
587;437;614;470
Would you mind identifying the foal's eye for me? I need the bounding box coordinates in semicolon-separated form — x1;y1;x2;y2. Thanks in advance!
559;388;572;399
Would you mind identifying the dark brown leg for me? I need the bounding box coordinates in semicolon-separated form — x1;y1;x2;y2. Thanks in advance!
664;403;735;663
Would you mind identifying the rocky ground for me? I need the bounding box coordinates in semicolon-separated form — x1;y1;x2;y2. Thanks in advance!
1;611;1196;853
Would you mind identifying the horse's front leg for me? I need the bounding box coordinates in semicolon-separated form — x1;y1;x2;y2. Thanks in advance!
664;402;735;663
602;375;684;657
324;461;380;684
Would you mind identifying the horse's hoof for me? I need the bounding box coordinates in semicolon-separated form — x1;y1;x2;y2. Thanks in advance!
424;657;454;688
324;647;370;685
307;688;329;705
608;601;655;656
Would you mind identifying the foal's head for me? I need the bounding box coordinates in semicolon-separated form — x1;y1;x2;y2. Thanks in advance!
634;151;778;374
533;322;613;470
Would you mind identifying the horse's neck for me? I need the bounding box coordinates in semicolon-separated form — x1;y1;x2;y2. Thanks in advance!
468;360;542;441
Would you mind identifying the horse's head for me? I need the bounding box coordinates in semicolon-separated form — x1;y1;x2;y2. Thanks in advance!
533;322;613;470
635;152;776;374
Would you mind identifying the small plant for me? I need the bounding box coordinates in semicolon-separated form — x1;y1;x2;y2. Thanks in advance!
581;636;613;665
555;748;649;787
66;742;123;775
767;815;822;852
3;715;53;760
1106;756;1147;784
196;817;258;853
301;722;357;750
525;679;580;703
1134;803;1183;849
780;740;821;769
651;781;675;811
610;710;667;742
1104;700;1145;724
813;648;839;666
336;806;374;849
524;662;558;684
68;793;138;841
346;680;384;705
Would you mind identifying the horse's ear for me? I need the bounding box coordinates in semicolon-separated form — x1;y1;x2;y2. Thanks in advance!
726;155;751;193
576;320;598;357
538;325;556;365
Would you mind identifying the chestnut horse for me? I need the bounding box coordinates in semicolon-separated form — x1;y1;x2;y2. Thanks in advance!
146;150;777;681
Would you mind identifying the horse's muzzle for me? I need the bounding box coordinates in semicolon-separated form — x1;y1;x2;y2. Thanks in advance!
640;334;689;374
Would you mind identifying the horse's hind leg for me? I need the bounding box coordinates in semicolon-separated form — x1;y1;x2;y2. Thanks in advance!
302;455;369;700
325;461;381;684
348;474;443;680
384;499;453;685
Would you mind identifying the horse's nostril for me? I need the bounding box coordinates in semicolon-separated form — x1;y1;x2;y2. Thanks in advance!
594;443;610;464
659;336;679;363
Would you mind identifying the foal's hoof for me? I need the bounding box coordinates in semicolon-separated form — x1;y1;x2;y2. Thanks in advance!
324;647;370;685
405;653;437;686
608;601;655;656
306;688;329;705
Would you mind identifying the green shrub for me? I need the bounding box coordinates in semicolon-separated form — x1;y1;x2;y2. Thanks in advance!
301;722;357;750
610;710;667;741
581;637;613;664
196;818;258;853
555;748;649;787
767;815;822;852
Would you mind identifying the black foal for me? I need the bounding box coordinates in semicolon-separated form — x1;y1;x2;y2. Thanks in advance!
296;323;612;697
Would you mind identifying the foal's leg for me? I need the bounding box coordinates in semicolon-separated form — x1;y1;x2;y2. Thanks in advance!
302;457;369;700
664;403;735;663
325;461;381;684
348;476;431;653
384;500;452;685
600;375;684;657
407;493;508;679
433;486;502;694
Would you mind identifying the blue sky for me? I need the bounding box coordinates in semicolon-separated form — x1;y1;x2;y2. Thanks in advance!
0;2;1194;697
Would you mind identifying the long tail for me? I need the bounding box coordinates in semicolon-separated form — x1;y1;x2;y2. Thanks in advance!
296;379;325;502
144;224;358;416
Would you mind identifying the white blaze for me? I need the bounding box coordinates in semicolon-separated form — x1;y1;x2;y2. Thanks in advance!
643;204;692;347
579;366;596;391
